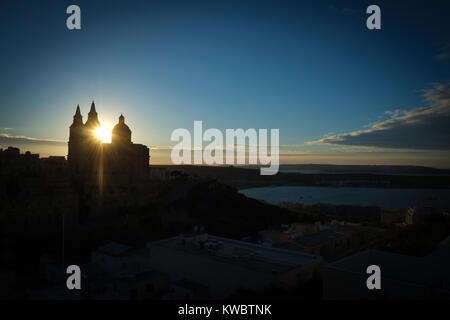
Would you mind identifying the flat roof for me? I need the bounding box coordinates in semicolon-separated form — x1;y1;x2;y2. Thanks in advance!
327;249;450;290
150;234;320;274
96;242;132;257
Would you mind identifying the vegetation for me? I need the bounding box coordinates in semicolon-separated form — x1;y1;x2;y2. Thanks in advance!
379;212;450;256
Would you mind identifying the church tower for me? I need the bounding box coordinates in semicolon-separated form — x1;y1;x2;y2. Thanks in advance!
68;104;85;171
69;104;83;136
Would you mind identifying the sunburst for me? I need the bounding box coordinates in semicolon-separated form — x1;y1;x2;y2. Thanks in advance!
94;126;111;143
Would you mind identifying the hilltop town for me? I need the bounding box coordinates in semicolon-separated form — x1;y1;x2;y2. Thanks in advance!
1;105;449;300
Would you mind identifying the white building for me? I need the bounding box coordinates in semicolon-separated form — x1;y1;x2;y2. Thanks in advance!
323;236;450;299
91;242;149;277
146;232;322;299
88;242;169;300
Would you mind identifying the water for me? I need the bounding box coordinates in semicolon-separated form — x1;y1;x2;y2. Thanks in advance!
239;186;450;210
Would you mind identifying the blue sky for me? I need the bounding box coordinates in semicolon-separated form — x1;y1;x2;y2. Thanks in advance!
0;0;449;166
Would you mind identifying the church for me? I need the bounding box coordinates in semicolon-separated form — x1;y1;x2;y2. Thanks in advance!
68;101;150;178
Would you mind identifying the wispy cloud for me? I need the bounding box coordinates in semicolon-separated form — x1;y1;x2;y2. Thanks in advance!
327;4;357;15
0;133;66;146
436;43;450;62
436;52;450;61
308;83;450;150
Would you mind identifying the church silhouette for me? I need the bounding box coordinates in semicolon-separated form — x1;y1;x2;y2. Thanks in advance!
68;101;149;178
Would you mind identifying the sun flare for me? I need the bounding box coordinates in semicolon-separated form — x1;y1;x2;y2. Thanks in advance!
95;126;112;143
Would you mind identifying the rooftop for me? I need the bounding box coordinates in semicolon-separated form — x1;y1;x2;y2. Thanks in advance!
328;248;450;290
150;233;320;274
96;242;133;257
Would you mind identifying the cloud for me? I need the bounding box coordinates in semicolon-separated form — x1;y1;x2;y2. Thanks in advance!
436;52;450;61
308;83;450;150
0;133;66;147
436;43;450;61
327;5;357;15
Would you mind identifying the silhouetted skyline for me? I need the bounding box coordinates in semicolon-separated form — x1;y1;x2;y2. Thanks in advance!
0;0;449;167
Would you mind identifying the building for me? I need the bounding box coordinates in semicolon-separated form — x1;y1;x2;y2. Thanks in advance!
145;231;323;299
0;147;40;176
85;242;169;300
259;222;385;261
404;207;437;225
0;175;79;235
40;156;68;178
0;146;80;235
323;237;450;299
90;242;152;276
68;102;149;178
380;210;405;225
163;279;211;300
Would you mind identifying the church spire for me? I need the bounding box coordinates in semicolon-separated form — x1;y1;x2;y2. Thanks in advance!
71;104;83;126
89;101;96;114
85;100;100;128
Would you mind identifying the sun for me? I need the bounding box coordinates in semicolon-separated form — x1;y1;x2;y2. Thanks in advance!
95;126;111;143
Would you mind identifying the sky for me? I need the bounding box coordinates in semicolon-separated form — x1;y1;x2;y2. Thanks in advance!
0;0;449;167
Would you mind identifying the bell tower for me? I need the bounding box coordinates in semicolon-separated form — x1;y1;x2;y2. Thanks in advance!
68;104;85;171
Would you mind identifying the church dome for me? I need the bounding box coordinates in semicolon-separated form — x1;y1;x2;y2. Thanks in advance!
112;114;132;144
112;114;131;133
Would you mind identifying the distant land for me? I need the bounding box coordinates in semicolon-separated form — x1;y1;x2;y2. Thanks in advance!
152;164;450;190
251;164;450;176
